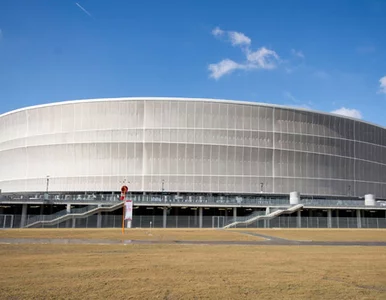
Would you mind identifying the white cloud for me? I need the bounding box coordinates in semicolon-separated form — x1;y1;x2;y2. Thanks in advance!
246;47;280;69
331;107;362;119
75;2;92;17
283;91;297;102
208;59;242;80
291;49;304;58
285;67;293;74
211;27;250;46
228;31;251;46
379;76;386;94
212;27;224;37
314;70;329;79
356;46;375;54
208;27;281;79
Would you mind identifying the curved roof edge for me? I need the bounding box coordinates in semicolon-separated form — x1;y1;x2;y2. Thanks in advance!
0;96;384;130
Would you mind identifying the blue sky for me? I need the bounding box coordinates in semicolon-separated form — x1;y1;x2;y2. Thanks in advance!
1;0;386;125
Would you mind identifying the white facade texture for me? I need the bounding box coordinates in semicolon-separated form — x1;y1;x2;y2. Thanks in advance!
0;97;386;198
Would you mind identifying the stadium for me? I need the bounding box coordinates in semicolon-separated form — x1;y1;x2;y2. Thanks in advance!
0;97;386;228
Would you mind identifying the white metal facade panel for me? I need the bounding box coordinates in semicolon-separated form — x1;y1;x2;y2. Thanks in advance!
0;97;386;197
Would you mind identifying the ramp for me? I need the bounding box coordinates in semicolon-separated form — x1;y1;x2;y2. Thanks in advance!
223;204;303;229
25;202;124;228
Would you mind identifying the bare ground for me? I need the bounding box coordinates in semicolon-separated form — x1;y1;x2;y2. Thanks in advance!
0;228;264;241
0;243;385;299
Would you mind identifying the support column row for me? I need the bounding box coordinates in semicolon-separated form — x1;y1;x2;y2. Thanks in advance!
327;209;332;228
20;204;27;228
97;204;102;228
66;204;71;228
163;207;167;228
161;207;204;229
356;209;362;228
264;207;270;228
297;210;301;228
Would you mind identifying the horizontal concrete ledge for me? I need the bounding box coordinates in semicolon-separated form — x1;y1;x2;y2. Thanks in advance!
1;200;386;211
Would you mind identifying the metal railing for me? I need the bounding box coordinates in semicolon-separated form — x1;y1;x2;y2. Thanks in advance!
25;204;123;228
25;208;70;226
239;216;386;229
24;205;98;227
0;214;15;228
227;210;266;224
2;193;383;208
224;204;304;228
2;214;386;229
299;199;366;207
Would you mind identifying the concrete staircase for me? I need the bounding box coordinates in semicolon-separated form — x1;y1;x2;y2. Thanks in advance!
223;204;303;229
25;202;124;228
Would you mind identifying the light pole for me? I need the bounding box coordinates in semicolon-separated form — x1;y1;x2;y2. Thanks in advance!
46;175;50;194
127;181;131;198
120;179;127;191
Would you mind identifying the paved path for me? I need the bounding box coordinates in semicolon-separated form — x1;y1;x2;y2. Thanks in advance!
1;236;386;246
238;231;386;246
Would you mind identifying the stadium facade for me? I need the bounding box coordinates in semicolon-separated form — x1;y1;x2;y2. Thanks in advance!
0;97;385;228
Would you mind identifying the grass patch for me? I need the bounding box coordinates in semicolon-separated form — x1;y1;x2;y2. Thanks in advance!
0;244;385;299
0;228;263;242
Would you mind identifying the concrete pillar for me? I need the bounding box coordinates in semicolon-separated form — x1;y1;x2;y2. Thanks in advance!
199;207;203;228
20;204;27;228
97;205;102;228
336;209;339;228
194;208;198;226
72;218;76;228
297;210;301;228
264;207;270;228
233;207;237;220
290;191;300;205
66;204;71;228
356;209;362;228
96;215;102;228
163;207;167;228
327;209;332;228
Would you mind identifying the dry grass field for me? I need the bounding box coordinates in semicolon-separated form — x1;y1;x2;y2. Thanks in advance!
0;243;385;299
1;228;386;242
1;229;386;299
0;228;264;242
236;229;386;241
